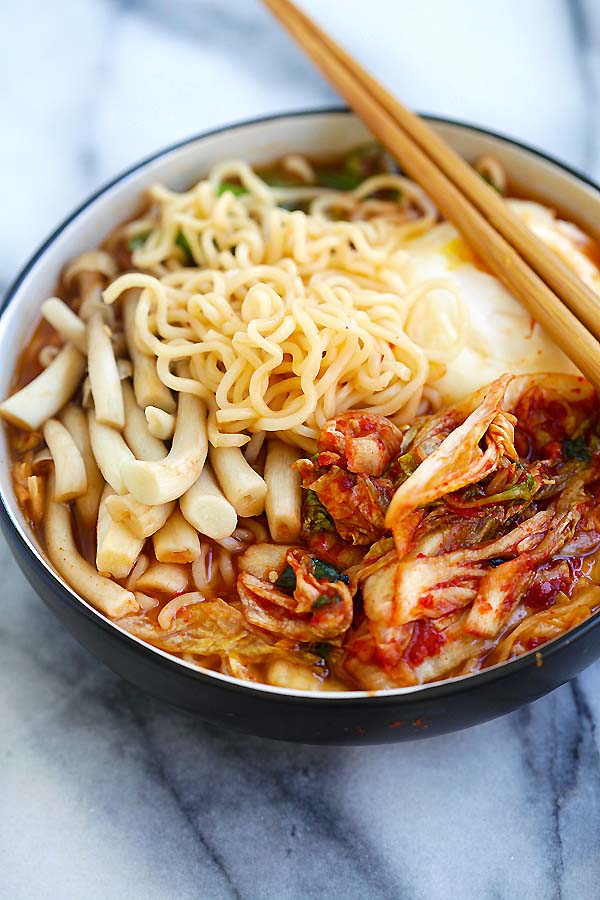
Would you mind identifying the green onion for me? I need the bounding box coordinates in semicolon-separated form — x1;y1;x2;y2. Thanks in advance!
316;169;362;191
217;182;247;197
275;564;296;592
312;593;338;610
128;232;150;251
311;558;350;585
399;424;419;453
480;482;534;504
514;460;536;491
564;436;591;462
344;142;382;177
303;490;335;534
464;470;536;506
175;230;194;264
398;449;422;478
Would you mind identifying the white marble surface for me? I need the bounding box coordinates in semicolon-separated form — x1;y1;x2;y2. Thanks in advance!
2;1;600;897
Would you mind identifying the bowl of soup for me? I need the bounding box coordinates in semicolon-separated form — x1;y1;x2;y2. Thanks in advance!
2;108;600;743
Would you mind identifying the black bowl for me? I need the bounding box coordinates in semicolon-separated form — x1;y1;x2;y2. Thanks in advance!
3;108;600;744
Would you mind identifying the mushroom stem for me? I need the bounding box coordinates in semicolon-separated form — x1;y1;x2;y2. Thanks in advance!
121;393;208;505
0;343;86;431
87;311;125;429
123;289;176;413
45;477;138;618
43;418;88;502
180;464;237;540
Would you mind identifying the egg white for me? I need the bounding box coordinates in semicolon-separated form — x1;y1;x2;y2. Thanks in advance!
403;202;593;404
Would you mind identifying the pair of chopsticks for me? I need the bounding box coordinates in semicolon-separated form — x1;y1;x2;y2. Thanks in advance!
264;0;600;389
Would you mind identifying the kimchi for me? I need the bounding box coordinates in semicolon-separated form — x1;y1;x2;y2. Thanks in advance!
284;373;600;689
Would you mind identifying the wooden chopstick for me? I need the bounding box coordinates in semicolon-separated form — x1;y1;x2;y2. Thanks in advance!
264;0;600;391
266;0;600;347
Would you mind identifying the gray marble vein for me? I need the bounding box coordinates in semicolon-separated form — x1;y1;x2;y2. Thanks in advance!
2;1;600;898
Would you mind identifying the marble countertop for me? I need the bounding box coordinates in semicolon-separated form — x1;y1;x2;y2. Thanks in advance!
3;1;600;897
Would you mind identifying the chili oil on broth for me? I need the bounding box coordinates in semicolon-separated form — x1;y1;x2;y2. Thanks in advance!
4;144;600;693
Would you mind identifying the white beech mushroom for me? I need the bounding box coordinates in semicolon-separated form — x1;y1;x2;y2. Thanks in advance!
153;508;201;564
209;446;267;518
45;476;138;618
121;380;167;461
0;343;86;431
64;252;117;323
104;493;174;539
123;289;176;413
180;464;238;540
144;405;175;440
60;405;105;528
87;408;136;495
38;346;60;368
87;311;125;429
96;486;144;579
121;393;208;505
135;562;189;595
264;439;302;542
41;297;87;353
43;418;88;502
